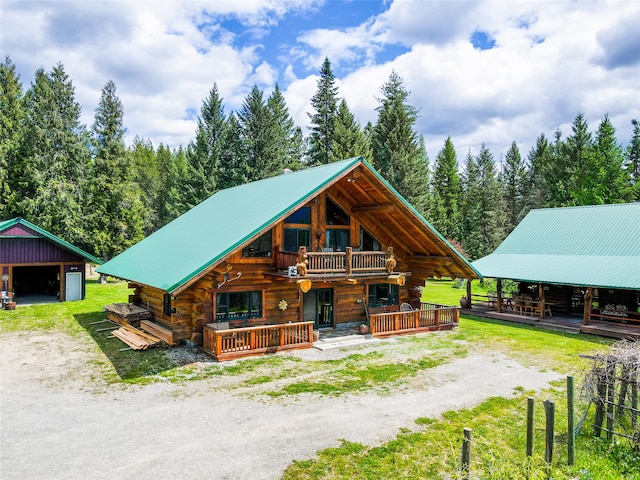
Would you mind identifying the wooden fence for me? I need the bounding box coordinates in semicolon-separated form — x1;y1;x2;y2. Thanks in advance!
369;303;460;337
203;321;314;361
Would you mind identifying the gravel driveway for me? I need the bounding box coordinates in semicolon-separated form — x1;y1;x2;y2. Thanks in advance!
0;331;560;479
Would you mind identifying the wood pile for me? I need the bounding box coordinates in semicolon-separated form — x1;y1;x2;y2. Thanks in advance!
140;320;175;346
110;323;162;350
104;303;153;326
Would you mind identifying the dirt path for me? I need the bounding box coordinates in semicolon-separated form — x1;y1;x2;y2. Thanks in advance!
0;332;560;480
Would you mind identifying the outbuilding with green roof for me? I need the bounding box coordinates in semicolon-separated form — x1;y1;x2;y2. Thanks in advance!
1;217;103;305
471;203;640;338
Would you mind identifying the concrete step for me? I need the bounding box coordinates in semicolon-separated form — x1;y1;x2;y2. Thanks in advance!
313;334;379;351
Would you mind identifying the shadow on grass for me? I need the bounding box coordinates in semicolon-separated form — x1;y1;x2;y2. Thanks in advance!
74;311;181;381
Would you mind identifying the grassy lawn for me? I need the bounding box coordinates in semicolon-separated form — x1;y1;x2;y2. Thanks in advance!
1;278;637;479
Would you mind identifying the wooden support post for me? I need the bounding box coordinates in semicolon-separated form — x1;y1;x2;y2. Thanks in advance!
345;247;353;276
496;278;503;313
538;283;545;320
567;376;575;465
526;397;535;457
594;366;606;437
583;287;593;325
606;357;615;442
466;279;472;308
461;427;472;480
544;400;555;471
435;309;440;328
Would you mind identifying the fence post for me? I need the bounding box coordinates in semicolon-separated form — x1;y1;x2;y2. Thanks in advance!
544;399;555;475
606;357;615;442
526;397;535;457
594;367;606;437
567;376;575;465
461;427;472;480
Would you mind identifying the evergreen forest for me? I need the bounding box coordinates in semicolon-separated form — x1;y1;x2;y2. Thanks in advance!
1;56;639;264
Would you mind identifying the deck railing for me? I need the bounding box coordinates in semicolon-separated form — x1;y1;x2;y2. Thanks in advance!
369;302;459;337
203;321;314;361
275;247;390;276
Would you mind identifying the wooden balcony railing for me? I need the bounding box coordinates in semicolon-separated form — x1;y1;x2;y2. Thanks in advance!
203;321;314;361
275;246;391;276
368;303;460;337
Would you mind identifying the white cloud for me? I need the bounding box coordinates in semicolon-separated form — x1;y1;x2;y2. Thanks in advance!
2;0;638;163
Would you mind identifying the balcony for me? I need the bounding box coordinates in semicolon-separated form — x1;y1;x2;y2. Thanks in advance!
274;246;394;279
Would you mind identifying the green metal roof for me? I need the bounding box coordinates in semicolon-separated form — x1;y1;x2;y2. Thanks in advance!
0;217;103;265
472;203;640;289
97;158;363;293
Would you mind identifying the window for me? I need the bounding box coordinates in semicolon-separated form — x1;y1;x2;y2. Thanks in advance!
326;198;349;225
216;291;262;321
284;206;311;252
360;228;381;251
163;293;173;316
325;229;350;252
284;228;310;252
285;206;311;224
368;284;399;308
242;230;272;257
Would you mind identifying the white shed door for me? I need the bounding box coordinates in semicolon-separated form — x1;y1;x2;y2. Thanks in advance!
65;272;82;301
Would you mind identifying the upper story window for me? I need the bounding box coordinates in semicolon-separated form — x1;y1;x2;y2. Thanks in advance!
242;230;272;257
360;228;381;251
285;206;311;225
326;198;349;226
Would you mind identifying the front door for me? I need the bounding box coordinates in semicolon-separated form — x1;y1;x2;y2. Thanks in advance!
303;288;333;329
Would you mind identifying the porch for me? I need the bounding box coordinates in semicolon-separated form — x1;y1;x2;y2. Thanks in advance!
462;304;640;340
201;302;460;361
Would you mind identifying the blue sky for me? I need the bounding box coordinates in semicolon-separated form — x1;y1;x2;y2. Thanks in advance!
2;0;639;164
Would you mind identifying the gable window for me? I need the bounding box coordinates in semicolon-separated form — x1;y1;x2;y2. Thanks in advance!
242;230;272;257
368;284;399;308
216;291;262;321
326;198;349;225
325;229;350;252
360;228;381;251
285;206;311;224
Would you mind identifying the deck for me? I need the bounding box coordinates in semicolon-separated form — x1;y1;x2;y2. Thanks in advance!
368;303;459;338
462;305;640;340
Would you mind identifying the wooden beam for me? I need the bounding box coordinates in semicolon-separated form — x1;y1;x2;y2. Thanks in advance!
497;278;503;313
351;204;394;214
408;255;454;266
466;279;472;308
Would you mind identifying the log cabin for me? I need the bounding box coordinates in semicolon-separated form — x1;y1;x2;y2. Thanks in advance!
97;158;480;359
471;203;640;339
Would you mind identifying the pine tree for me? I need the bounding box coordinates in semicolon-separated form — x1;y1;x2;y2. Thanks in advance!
307;57;339;166
331;98;371;162
475;144;503;258
238;85;282;181
0;56;23;218
371;71;429;215
218;112;250;189
563;113;593;205
129;137;160;233
626;119;640;200
87;80;145;265
181;83;226;210
164;146;189;221
18;63;89;245
544;128;572;207
267;84;303;170
429;137;461;241
523;133;550;211
593;115;630;203
460;150;482;259
502;141;526;233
